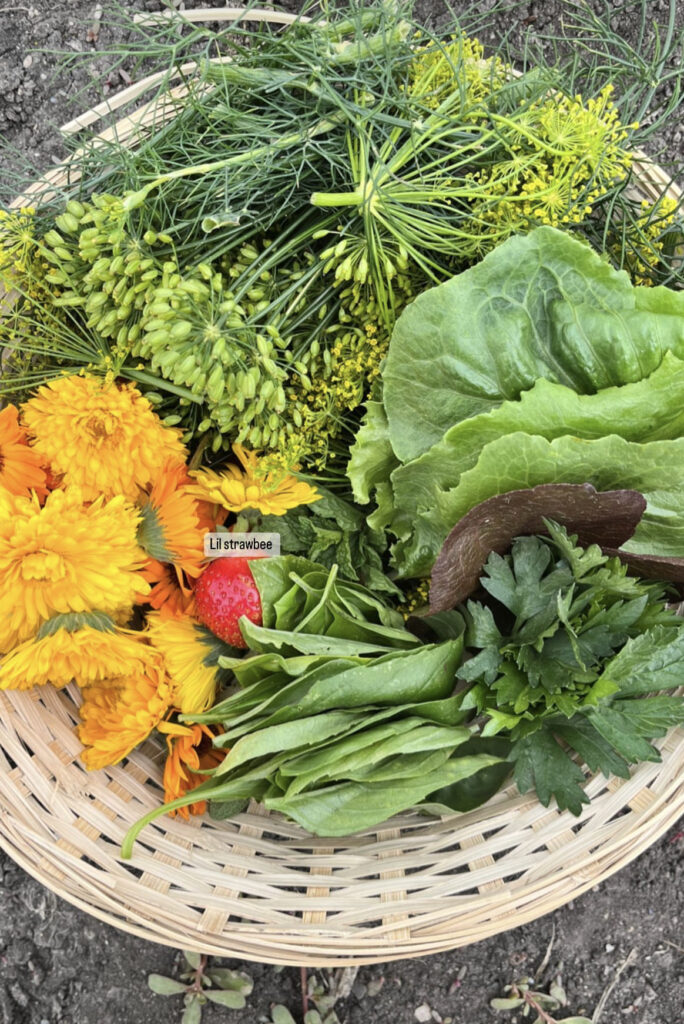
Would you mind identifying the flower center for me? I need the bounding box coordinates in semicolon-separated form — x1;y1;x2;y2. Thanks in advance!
21;549;67;582
83;411;118;442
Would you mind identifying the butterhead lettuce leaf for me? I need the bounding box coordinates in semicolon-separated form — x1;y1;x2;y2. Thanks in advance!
383;226;684;463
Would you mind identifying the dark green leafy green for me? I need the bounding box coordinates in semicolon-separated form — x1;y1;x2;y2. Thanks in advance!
263;756;498;835
254;484;399;596
452;522;684;814
510;731;590;816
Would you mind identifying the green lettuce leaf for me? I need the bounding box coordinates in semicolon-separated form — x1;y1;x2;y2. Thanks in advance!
347;400;399;504
396;434;684;577
383;226;684;462
390;352;684;529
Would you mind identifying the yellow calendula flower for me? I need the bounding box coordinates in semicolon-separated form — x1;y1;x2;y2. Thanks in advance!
0;487;149;653
0;404;47;499
78;657;172;770
146;612;223;714
21;375;186;502
0;613;155;691
159;721;225;818
189;443;320;516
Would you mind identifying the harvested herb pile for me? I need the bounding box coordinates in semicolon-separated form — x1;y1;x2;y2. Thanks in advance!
1;1;684;849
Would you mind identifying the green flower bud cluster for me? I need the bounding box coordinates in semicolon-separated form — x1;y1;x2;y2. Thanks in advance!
135;248;292;451
41;195;165;353
30;198;417;464
317;228;415;330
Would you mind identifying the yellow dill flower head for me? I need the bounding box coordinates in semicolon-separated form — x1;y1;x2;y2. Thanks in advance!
536;85;632;183
399;579;431;619
158;720;225;818
146;611;222;714
0;206;37;279
408;32;506;112
0;487;149;653
0;612;155;691
189;443;320;516
21;375;187;502
0;404;47;499
621;195;681;285
77;657;172;770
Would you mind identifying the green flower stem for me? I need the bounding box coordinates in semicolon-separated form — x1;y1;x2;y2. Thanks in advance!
122;367;203;403
309;188;365;207
230;210;338;306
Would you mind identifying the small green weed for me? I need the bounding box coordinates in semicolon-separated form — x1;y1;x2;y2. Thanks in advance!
148;950;253;1024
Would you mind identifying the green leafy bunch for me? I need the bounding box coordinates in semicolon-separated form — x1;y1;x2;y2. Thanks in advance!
122;556;502;851
458;522;684;813
254;485;399;597
310;39;636;301
351;228;684;580
3;195;399;461
32;200;300;448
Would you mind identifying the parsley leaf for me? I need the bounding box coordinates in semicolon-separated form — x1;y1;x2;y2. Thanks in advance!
455;522;684;813
511;730;590;815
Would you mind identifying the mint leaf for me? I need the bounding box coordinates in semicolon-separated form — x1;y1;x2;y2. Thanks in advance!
611;696;684;736
596;625;684;696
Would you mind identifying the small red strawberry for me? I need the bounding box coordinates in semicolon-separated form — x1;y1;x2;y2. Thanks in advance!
194;557;262;648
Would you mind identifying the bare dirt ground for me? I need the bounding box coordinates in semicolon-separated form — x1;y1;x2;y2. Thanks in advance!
0;2;683;1023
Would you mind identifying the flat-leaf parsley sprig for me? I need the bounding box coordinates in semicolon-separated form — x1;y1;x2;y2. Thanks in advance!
457;521;684;814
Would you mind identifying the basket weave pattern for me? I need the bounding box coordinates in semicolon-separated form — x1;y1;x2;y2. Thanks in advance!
1;681;683;965
1;8;683;967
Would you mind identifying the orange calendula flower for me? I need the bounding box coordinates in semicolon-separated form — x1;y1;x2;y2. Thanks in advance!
78;656;172;770
0;487;149;653
188;443;320;516
146;611;223;714
137;460;219;615
22;375;186;502
0;404;47;499
159;721;225;818
141;559;197;620
0;612;156;691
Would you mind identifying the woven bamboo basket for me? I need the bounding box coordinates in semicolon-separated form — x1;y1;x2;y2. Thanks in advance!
1;7;683;968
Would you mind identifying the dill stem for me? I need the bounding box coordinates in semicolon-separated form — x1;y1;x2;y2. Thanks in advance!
123;114;346;211
310;188;364;207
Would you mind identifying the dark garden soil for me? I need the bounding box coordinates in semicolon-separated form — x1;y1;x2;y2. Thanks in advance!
0;2;683;1022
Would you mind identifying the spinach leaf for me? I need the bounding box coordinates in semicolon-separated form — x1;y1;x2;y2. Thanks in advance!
263;755;501;835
